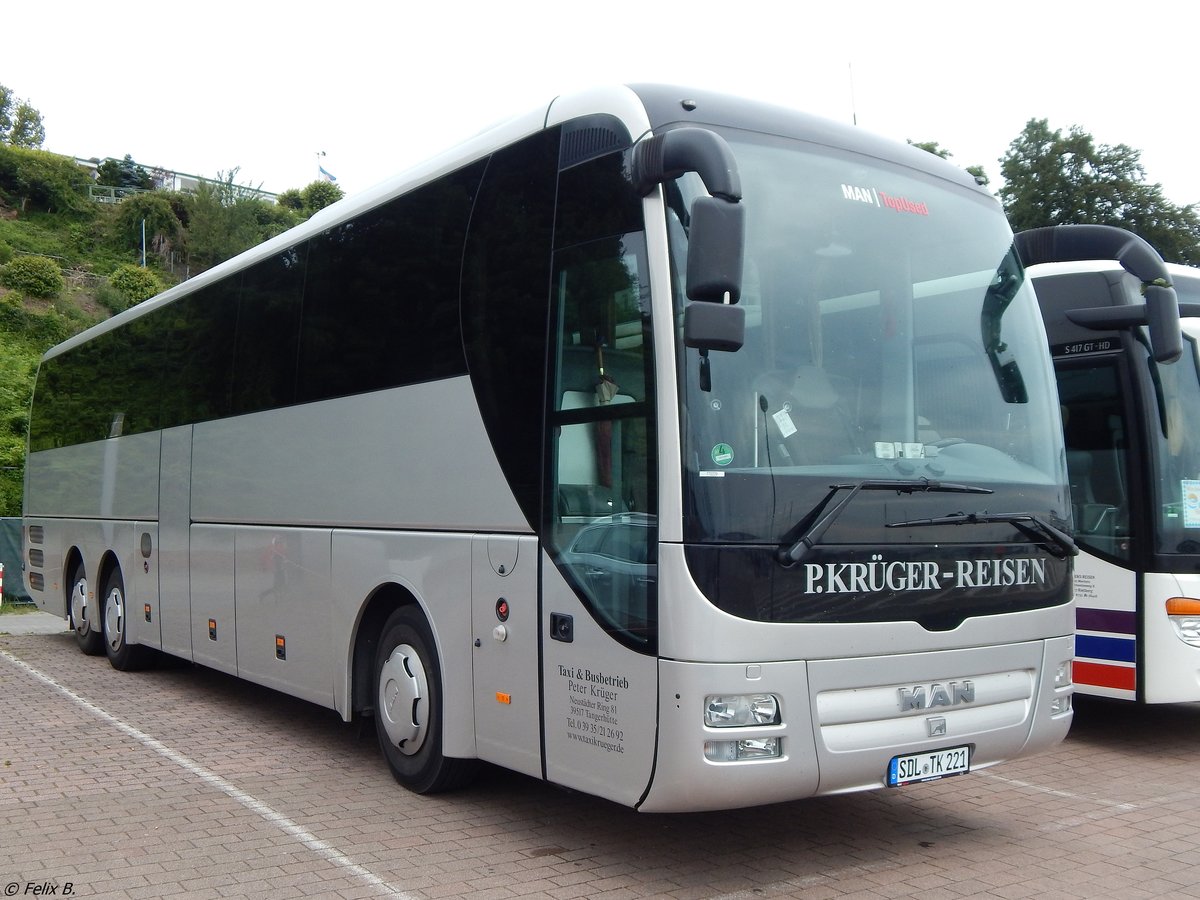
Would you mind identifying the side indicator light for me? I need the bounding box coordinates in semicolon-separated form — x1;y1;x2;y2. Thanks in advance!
208;618;217;641
275;635;286;660
496;692;512;705
1166;597;1200;616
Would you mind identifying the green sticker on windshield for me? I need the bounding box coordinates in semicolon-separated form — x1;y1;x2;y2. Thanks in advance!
711;443;734;467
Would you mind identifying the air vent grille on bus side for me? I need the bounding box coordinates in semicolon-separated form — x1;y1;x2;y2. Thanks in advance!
559;115;631;170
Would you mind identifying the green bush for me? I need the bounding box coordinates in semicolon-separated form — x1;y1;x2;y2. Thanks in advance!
0;144;93;215
0;254;63;298
0;240;12;265
0;292;22;329
109;264;163;305
94;280;128;314
25;305;76;347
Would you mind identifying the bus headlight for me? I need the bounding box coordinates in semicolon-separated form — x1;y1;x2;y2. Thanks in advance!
1049;695;1072;716
704;694;780;727
703;695;782;762
704;737;782;761
1049;659;1072;716
1166;598;1200;647
1054;660;1072;689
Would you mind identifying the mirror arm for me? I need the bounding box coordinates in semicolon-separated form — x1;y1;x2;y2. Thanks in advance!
633;127;741;200
1015;224;1180;362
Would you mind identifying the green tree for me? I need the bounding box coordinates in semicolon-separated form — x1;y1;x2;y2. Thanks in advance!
0;84;11;138
276;187;303;212
299;179;344;214
909;140;990;187
0;83;45;148
0;143;94;214
274;182;340;221
182;169;284;272
10;101;45;149
909;140;950;159
97;154;153;190
999;119;1200;265
113;192;182;261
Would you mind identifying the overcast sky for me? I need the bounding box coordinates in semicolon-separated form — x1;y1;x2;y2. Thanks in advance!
7;1;1197;207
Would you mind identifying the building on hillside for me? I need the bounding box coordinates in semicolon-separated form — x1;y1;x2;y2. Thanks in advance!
74;156;277;204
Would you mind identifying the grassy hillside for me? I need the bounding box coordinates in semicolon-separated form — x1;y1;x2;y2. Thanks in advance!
0;198;118;516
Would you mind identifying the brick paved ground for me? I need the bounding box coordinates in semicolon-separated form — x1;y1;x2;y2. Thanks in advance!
2;628;1198;899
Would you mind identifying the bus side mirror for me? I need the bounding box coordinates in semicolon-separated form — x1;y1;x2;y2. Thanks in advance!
684;302;744;351
683;196;744;352
632;126;746;353
686;196;744;304
1016;224;1183;363
1144;282;1182;364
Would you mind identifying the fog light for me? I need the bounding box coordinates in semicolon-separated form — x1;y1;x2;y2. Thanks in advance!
704;737;782;762
1050;695;1072;716
704;694;780;727
1054;660;1072;689
1169;614;1200;646
1178;618;1200;640
1166;599;1200;646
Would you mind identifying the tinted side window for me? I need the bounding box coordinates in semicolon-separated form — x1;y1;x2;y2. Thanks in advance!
28;353;73;451
83;312;167;439
462;129;561;528
32;249;300;450
31;301;177;449
232;246;306;416
160;279;239;428
298;163;485;403
57;327;141;445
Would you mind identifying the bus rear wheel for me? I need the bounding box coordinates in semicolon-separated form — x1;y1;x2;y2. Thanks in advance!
373;606;478;794
101;568;151;671
68;563;103;656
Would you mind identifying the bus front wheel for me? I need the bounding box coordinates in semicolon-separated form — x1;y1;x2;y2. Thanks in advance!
68;562;103;656
373;606;477;794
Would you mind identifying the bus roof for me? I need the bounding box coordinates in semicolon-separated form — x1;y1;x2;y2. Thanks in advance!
44;83;997;362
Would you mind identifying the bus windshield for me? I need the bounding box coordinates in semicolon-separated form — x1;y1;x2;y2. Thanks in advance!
670;129;1066;546
1152;328;1200;555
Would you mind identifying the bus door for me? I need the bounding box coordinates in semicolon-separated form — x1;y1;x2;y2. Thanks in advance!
539;228;659;806
1056;357;1139;699
471;533;541;778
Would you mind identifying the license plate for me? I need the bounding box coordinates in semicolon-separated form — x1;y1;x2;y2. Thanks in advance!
887;745;970;786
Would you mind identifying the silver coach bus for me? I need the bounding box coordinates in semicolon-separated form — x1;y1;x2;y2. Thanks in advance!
24;85;1079;811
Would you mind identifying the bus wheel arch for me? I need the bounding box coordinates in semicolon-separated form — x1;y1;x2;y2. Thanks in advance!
98;559;151;671
351;583;414;719
66;550;103;656
371;600;479;794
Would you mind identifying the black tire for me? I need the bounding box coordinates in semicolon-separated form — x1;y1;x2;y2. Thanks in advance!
68;562;103;656
101;567;151;671
373;606;478;793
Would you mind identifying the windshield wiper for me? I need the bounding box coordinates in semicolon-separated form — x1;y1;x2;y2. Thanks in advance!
778;479;993;566
886;510;1077;558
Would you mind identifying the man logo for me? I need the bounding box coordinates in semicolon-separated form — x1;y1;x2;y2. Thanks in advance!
898;681;975;711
